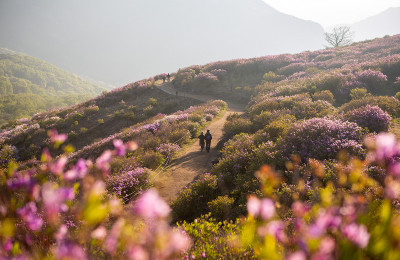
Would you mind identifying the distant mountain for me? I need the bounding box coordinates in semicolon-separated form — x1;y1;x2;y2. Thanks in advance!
351;7;400;41
0;0;325;85
0;48;105;124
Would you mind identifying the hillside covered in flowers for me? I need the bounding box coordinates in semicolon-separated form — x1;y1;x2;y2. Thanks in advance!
1;35;400;259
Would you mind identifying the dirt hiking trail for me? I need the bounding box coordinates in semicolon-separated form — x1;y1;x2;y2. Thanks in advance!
154;83;245;203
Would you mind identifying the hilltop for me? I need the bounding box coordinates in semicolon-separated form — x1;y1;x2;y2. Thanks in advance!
1;35;400;259
0;48;106;124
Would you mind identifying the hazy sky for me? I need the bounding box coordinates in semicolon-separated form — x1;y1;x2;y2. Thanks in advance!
263;0;400;28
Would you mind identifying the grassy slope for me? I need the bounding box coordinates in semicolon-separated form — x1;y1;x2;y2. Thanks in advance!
0;48;105;124
1;81;200;161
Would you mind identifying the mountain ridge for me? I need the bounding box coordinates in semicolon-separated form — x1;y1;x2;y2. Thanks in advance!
0;0;325;85
351;7;400;41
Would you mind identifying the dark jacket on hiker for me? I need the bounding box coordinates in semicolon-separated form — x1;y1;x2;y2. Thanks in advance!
198;134;206;145
205;132;212;144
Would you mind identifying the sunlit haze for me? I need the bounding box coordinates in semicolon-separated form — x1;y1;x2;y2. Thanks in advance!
264;0;400;28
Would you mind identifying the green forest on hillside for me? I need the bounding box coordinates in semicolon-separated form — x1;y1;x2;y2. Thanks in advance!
0;49;105;124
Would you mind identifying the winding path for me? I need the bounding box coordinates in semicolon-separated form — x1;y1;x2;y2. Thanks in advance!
153;84;244;203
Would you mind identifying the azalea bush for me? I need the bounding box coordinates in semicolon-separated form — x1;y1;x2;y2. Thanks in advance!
156;143;181;162
339;96;400;116
0;131;191;259
240;133;400;259
106;167;151;203
345;105;392;133
279;117;365;162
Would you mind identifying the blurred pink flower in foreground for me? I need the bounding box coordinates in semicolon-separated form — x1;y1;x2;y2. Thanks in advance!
342;223;370;248
247;196;275;219
133;189;171;219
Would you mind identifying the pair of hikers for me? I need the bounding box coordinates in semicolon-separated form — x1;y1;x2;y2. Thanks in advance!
162;73;171;83
198;130;212;153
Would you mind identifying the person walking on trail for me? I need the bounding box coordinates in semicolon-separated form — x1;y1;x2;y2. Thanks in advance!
205;130;212;153
167;73;171;82
198;132;206;152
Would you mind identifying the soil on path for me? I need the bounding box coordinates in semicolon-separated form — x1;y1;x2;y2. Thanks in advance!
153;83;245;203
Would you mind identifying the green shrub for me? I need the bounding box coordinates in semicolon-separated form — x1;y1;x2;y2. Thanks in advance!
223;117;253;136
80;127;88;134
123;111;135;121
350;88;369;100
68;131;77;140
210;100;228;110
187;122;201;138
339;96;400;116
138;150;165;170
179;214;255;259
148;98;158;106
128;105;137;111
83;105;100;115
189;113;204;124
0;145;15;168
207;195;235;221
263;71;278;82
97;119;104;124
171;173;219;222
263;114;296;141
168;129;190;145
142;137;161;151
312;90;335;103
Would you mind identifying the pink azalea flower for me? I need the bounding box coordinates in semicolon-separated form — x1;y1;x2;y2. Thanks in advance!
113;139;126;156
133;189;170;219
374;133;398;162
50;157;67;176
96;150;112;171
247;196;261;217
128;246;149;260
286;251;306;260
55;241;87;260
168;229;191;253
17;202;43;231
260;198;276;220
342;223;370;248
49;129;67;144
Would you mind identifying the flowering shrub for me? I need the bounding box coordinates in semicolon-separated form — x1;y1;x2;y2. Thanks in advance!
345;105;392;133
240;133;400;259
339;96;400;116
0;132;191;259
0;145;16;168
279;118;365;162
212;134;256;180
248;94;335;120
193;72;218;89
355;69;388;93
204;113;214;121
106;167;151;203
156;143;181;161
